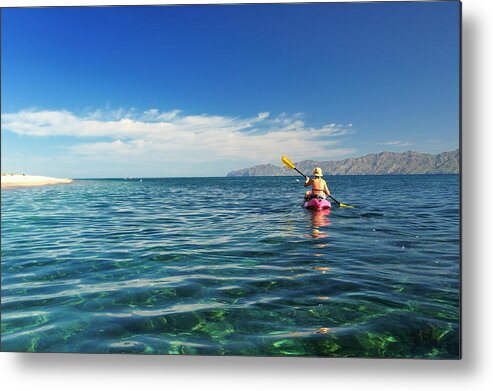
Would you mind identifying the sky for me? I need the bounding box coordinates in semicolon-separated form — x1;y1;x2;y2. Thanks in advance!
1;1;460;178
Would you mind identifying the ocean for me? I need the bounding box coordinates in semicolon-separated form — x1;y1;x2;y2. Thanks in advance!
1;175;460;358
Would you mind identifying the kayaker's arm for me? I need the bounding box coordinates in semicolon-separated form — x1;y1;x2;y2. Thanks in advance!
304;177;312;187
324;181;330;196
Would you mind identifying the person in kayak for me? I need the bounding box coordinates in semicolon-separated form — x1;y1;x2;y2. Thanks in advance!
304;167;330;199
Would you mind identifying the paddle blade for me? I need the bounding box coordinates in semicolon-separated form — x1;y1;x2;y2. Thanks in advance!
281;155;295;169
339;203;355;209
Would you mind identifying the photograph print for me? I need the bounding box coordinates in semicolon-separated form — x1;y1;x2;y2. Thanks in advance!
1;1;461;358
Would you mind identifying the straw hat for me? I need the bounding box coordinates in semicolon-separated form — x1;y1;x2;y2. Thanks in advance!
313;167;323;177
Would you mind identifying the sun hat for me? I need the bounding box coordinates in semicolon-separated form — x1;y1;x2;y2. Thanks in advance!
313;167;323;177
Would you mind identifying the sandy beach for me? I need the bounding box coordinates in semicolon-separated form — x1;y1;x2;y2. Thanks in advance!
1;174;73;188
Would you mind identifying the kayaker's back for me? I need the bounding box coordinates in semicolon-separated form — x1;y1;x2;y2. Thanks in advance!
311;177;328;197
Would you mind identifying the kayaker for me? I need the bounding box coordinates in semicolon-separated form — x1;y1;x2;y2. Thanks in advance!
304;167;330;199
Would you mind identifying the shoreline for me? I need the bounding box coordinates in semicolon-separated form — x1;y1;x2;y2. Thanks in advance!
1;174;73;189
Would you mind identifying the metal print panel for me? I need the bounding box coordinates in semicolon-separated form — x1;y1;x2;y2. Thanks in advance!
1;1;461;358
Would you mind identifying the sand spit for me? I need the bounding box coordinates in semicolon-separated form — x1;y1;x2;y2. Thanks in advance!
1;174;73;188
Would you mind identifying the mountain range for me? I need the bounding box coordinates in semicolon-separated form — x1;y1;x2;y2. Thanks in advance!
227;149;459;176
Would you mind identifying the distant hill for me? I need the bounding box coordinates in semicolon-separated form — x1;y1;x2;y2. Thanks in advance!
227;149;459;176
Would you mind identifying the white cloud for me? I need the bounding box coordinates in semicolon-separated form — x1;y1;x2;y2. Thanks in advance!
378;140;412;147
2;108;354;164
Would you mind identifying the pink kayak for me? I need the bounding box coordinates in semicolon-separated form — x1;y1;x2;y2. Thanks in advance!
303;197;332;211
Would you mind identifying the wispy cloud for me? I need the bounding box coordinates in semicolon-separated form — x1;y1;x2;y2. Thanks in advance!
378;140;412;147
2;109;355;164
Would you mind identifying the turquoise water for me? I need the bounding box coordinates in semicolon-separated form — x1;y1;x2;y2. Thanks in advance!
1;176;460;358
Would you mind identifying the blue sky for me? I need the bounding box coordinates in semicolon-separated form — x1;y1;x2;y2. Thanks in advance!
1;2;460;177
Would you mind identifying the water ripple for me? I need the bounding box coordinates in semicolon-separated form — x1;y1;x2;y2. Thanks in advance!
1;176;459;357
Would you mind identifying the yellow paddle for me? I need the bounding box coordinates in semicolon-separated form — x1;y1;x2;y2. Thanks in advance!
281;155;355;208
